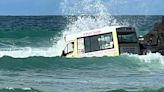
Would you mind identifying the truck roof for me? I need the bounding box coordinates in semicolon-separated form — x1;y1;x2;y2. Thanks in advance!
64;26;130;42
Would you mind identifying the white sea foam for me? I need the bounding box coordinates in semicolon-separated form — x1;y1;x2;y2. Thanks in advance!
126;52;164;66
0;47;56;58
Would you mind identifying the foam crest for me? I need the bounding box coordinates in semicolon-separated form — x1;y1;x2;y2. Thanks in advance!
126;53;164;65
0;47;58;58
1;87;41;92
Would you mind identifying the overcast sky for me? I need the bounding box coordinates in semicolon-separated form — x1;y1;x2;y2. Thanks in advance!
0;0;163;15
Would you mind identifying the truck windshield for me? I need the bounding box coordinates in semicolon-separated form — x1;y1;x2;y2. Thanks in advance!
117;32;138;43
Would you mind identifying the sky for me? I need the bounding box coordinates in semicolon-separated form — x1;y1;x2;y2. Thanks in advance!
0;0;163;15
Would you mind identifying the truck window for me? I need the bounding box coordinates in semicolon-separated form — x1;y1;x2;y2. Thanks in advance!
64;42;74;55
84;37;91;52
78;33;114;53
78;38;85;54
116;27;137;43
98;34;113;50
117;32;137;43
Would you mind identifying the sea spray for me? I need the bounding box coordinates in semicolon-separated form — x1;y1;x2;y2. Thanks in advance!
54;0;122;56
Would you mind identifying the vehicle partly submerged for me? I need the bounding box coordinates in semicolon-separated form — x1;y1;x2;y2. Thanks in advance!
61;26;140;58
61;16;164;58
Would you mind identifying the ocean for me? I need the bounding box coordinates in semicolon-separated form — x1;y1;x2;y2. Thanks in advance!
0;15;164;92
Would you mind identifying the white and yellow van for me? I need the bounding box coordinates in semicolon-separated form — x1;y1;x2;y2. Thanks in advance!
61;26;140;58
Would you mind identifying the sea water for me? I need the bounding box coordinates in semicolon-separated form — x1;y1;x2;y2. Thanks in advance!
0;0;164;92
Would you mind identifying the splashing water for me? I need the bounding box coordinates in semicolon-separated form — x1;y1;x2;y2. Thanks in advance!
54;0;124;56
61;0;121;32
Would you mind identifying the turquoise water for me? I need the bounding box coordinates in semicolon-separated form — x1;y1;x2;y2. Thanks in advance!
0;16;164;92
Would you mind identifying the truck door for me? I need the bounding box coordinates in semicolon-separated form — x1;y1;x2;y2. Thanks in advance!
61;42;74;57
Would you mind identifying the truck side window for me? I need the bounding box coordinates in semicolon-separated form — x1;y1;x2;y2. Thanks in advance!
77;32;113;53
78;38;85;54
98;34;113;50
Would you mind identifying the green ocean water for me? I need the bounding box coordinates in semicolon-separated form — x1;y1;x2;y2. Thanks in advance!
0;16;164;92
